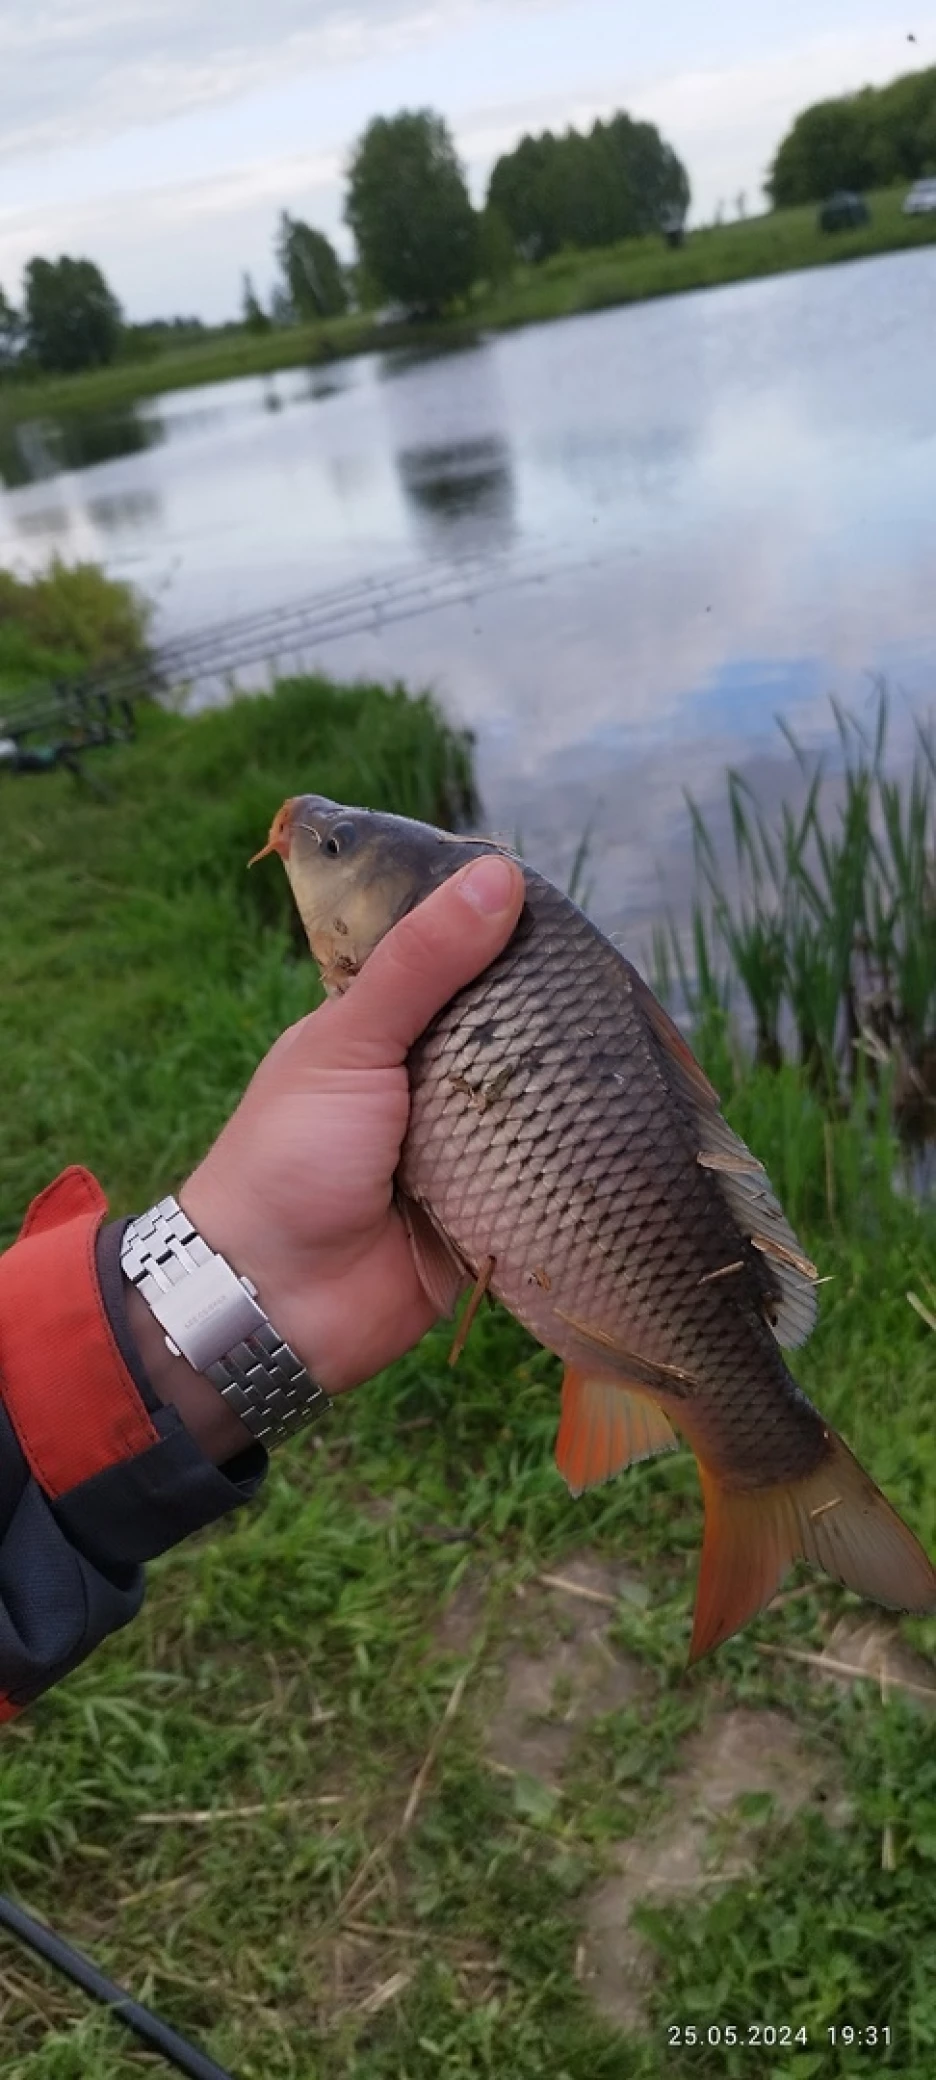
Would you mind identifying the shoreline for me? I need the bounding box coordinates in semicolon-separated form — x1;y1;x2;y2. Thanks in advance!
0;187;934;427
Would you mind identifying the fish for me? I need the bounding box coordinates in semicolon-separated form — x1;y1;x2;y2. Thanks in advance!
252;794;936;1657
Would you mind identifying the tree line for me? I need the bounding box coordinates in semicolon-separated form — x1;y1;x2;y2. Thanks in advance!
5;62;931;378
768;64;936;205
0;104;688;375
249;108;689;325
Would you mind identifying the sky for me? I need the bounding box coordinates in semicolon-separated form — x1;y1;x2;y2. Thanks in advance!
0;1;931;324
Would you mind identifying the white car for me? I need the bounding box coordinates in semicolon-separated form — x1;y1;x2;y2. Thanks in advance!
903;178;936;216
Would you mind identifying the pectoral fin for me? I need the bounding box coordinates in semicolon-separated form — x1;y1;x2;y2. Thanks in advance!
397;1190;471;1317
556;1366;679;1494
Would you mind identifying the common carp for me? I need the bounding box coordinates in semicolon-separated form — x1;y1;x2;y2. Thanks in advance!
254;795;936;1657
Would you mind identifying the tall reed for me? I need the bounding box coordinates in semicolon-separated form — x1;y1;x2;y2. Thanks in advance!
656;691;936;1139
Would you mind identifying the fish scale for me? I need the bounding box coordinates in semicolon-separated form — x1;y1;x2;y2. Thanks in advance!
401;867;817;1483
265;795;936;1655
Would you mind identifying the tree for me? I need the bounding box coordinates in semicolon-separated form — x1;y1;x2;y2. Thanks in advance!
477;205;515;289
345;109;478;316
599;113;690;236
241;273;270;332
0;286;22;366
487;113;690;261
276;215;347;320
24;256;122;373
488;131;566;260
767;65;936;205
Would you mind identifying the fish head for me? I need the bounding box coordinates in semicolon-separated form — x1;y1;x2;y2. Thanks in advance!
252;794;505;994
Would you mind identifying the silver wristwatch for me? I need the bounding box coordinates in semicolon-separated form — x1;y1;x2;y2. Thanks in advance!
120;1196;331;1449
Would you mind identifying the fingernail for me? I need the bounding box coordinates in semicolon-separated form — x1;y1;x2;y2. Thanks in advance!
458;853;518;915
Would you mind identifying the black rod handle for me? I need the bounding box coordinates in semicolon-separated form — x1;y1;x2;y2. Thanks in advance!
0;1894;236;2080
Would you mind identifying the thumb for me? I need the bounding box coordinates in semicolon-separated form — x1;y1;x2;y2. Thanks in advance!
307;852;526;1069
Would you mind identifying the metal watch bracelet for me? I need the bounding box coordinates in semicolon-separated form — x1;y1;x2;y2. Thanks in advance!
120;1197;331;1449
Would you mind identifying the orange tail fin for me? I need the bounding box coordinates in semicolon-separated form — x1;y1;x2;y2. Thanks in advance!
691;1429;936;1661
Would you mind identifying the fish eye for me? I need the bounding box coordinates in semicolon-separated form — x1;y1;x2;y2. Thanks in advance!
324;819;357;858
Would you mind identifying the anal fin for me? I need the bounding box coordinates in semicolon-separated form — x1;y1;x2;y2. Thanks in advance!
556;1367;679;1495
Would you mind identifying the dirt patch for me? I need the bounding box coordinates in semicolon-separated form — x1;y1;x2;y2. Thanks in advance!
436;1574;488;1654
811;1613;936;1712
485;1552;646;1782
582;1708;848;2033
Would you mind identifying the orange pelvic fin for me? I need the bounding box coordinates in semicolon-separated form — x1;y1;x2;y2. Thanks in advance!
556;1367;679;1495
690;1428;936;1661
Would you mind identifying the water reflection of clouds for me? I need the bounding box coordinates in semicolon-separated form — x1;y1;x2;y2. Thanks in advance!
296;539;935;936
534;421;697;511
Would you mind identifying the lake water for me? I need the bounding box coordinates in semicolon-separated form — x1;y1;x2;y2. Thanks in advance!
2;247;935;943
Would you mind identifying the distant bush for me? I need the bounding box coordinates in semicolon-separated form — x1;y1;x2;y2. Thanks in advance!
768;65;936;206
0;560;149;691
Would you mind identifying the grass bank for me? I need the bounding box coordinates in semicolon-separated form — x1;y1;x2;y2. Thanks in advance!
0;186;933;428
2;616;936;2074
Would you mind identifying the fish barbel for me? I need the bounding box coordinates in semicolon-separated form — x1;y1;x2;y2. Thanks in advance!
253;795;936;1656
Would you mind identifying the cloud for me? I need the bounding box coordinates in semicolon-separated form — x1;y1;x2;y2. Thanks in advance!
0;4;929;318
0;0;554;163
457;27;927;216
631;28;922;209
0;151;346;315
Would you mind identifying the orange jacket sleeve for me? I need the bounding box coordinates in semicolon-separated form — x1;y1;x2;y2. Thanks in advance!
0;1169;264;1719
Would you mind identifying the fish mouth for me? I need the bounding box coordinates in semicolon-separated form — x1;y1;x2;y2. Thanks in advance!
249;799;298;866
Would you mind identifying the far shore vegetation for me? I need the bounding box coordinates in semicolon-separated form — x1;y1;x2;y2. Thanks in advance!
2;564;936;2074
2;62;935;427
0;185;934;430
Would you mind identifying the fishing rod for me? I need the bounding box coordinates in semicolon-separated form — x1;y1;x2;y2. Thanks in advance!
2;531;618;747
0;1894;236;2079
1;532;620;799
1;548;508;735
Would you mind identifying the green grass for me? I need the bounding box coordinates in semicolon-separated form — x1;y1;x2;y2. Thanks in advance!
2;624;936;2075
0;187;933;428
475;184;936;331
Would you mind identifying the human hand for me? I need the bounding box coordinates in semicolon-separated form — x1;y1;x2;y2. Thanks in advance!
177;851;524;1417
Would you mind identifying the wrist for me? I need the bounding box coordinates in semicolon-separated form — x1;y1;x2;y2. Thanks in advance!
120;1191;332;1450
124;1281;254;1465
179;1166;332;1386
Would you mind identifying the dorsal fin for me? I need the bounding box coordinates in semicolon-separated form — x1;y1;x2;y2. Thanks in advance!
625;964;819;1350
